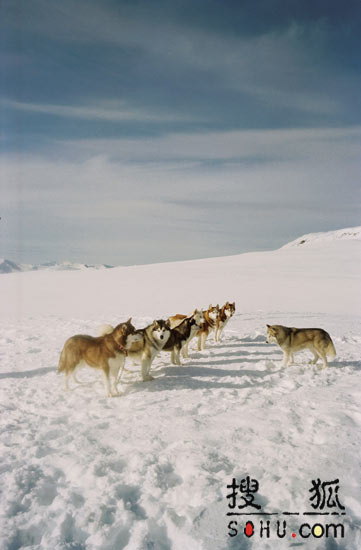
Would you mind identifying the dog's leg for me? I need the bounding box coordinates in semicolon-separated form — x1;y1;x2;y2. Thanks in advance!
117;359;126;383
141;355;154;381
171;348;177;365
102;369;113;397
109;358;123;396
309;350;319;365
64;372;70;391
201;332;208;350
318;351;327;369
197;333;202;351
72;366;81;385
174;346;181;365
182;342;188;359
282;351;290;367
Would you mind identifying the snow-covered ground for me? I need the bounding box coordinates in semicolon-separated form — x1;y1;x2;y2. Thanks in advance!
0;228;360;549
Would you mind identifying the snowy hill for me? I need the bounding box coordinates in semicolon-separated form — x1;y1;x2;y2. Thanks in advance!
0;228;360;549
0;258;22;273
0;258;114;274
282;226;361;248
0;227;360;319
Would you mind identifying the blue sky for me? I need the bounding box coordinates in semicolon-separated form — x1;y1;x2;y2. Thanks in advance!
1;0;360;265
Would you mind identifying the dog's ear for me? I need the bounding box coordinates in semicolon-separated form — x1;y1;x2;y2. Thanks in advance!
208;304;212;309
216;304;219;309
127;317;132;324
266;324;270;328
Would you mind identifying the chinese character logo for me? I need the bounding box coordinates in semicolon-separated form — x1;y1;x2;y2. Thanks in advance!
309;479;345;511
227;477;262;510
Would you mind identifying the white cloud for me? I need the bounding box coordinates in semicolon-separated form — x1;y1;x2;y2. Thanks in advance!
63;126;361;164
2;98;188;123
1;130;359;265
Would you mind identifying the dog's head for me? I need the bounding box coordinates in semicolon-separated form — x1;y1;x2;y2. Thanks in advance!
223;301;236;318
190;308;205;327
152;319;171;345
207;304;220;321
266;324;278;344
112;318;137;347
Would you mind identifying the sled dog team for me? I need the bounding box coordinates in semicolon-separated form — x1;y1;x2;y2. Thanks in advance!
58;301;337;397
58;302;235;396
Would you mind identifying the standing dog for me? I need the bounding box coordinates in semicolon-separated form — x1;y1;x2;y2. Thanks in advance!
99;319;170;381
168;309;204;358
58;319;138;396
214;301;236;342
197;304;220;351
162;312;204;365
266;324;336;368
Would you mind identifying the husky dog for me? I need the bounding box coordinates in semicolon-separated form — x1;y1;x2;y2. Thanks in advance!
162;312;204;364
58;319;138;396
168;309;203;329
266;324;336;368
99;319;170;381
214;301;236;342
197;304;220;351
168;309;204;358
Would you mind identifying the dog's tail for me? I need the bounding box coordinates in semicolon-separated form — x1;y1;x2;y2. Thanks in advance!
98;324;114;337
327;338;336;360
58;346;66;373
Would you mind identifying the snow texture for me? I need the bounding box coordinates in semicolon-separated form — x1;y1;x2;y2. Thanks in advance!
0;228;360;549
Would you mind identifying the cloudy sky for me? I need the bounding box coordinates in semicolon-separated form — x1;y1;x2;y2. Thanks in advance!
1;0;360;265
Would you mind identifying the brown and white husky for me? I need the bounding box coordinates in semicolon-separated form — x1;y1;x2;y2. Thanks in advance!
58;319;139;396
214;301;236;342
196;304;220;351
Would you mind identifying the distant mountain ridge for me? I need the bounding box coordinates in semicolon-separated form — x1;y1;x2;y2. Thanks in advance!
1;226;360;274
0;259;114;274
282;226;361;248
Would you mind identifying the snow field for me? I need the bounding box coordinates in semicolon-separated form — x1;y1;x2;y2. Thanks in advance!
1;229;360;549
1;310;360;550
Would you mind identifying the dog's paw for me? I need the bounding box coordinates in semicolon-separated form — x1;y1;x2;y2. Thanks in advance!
108;390;121;397
142;375;154;382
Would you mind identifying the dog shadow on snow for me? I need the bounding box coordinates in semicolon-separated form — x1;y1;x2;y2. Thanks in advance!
190;350;281;364
333;360;361;372
121;358;283;394
220;341;270;350
0;366;55;379
123;373;272;393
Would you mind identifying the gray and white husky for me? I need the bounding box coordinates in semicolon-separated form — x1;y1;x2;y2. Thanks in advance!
266;324;336;368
